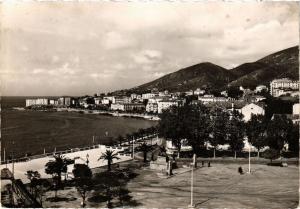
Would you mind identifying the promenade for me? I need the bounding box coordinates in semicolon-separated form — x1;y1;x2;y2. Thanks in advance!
0;134;159;183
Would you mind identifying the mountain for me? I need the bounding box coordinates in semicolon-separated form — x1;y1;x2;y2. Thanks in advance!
228;46;299;88
130;62;236;93
121;46;298;94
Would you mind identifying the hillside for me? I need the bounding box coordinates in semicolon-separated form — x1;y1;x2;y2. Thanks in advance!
228;46;299;88
121;46;298;94
131;62;236;93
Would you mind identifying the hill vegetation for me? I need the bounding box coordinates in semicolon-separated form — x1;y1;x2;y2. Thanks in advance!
115;46;298;94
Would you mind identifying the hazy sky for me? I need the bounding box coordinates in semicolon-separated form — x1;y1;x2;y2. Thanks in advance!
1;1;299;96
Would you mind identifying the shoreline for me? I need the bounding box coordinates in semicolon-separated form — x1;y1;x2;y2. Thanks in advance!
11;107;161;121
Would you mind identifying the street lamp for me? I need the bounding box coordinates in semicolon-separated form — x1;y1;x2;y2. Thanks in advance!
188;154;196;208
132;137;135;159
248;146;251;173
11;140;15;178
86;154;89;166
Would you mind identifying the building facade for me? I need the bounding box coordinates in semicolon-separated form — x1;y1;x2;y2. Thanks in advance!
157;99;185;114
142;93;156;100
146;102;158;113
110;103;125;111
240;103;265;122
123;103;145;112
25;98;49;107
293;103;300;115
270;78;300;97
114;96;132;104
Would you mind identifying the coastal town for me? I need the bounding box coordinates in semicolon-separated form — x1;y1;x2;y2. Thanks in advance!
25;78;300;124
2;76;299;208
1;2;299;209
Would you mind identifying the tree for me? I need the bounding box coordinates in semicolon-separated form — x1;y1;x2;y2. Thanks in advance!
25;170;41;196
45;154;68;199
246;114;268;158
262;148;280;163
86;97;95;105
227;86;243;99
92;169;137;208
125;134;131;144
138;129;145;140
158;105;187;157
72;164;93;208
208;107;229;158
140;142;152;163
184;104;210;155
266;114;293;156
117;135;124;146
25;170;49;205
35;179;50;206
98;150;120;171
287;124;299;154
226;110;246;159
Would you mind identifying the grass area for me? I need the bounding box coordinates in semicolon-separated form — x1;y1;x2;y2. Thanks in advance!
127;163;299;208
41;160;298;208
1;110;157;158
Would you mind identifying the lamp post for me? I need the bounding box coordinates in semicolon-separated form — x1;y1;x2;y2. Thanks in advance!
248;146;251;173
132;137;135;159
189;162;195;208
86;154;89;166
189;154;196;208
11;140;15;178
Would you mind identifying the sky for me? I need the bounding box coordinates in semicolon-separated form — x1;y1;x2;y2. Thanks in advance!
0;1;299;96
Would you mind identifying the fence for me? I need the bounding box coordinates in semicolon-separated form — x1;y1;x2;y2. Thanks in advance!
1;133;158;165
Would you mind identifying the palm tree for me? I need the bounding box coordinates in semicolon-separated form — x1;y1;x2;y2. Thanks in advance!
45;154;68;199
25;170;41;195
98;150;120;171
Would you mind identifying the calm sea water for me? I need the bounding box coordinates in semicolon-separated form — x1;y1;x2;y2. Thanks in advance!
1;96;59;109
1;96;158;158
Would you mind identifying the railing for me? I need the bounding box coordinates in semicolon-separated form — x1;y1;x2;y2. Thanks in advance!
1;133;158;165
12;179;42;207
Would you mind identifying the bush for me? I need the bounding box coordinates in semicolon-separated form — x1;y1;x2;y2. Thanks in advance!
261;148;280;163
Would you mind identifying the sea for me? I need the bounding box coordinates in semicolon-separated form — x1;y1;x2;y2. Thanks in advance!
1;96;158;159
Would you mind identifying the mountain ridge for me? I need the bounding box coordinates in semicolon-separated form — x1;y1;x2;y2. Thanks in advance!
117;46;299;94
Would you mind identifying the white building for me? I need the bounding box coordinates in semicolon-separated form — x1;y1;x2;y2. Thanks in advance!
101;98;110;105
114;96;132;104
293;103;300;115
255;85;268;93
26;99;35;107
94;98;102;105
103;96;115;104
49;99;58;105
240;103;265;122
270;78;300;97
110;103;125;111
158;90;170;97
185;90;194;96
194;88;205;95
251;95;266;102
64;97;71;106
166;139;192;155
142;93;156;100
146;102;158;113
157;99;185;114
130;93;141;100
198;95;228;104
25;98;49;107
220;90;228;97
148;96;168;104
